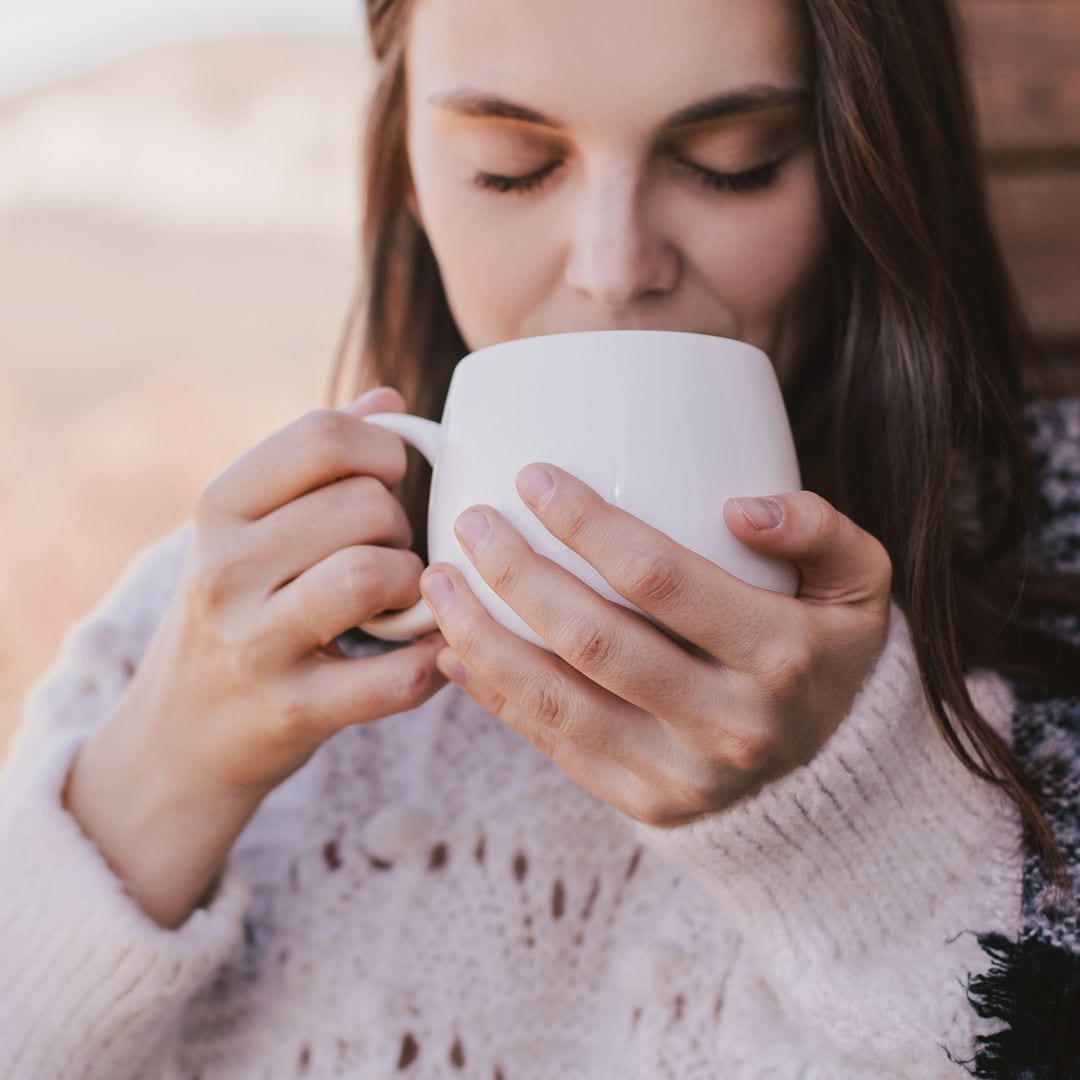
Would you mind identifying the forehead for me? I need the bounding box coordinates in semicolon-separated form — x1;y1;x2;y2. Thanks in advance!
405;0;812;135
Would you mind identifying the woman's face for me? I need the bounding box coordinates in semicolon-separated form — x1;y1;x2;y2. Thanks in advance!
403;0;829;384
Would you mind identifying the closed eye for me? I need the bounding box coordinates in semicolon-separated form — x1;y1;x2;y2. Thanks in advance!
472;160;564;194
675;154;787;194
471;153;789;196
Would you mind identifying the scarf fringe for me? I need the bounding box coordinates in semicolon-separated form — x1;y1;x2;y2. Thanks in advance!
948;931;1080;1079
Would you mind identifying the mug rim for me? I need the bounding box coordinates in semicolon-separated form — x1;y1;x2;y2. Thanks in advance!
456;329;771;372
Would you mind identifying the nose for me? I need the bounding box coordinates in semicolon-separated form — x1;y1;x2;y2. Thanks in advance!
563;168;680;311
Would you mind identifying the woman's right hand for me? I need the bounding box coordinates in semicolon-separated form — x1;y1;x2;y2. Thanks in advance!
63;387;450;927
132;385;449;797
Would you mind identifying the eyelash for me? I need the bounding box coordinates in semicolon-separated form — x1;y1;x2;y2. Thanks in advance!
471;155;786;196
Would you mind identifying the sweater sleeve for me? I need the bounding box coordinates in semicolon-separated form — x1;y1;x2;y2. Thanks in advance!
631;601;1024;1077
0;524;250;1080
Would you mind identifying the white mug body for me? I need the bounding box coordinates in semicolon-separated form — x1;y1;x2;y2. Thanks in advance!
359;330;801;650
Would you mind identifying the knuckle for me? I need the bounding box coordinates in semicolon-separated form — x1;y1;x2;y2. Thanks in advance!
186;547;234;615
395;657;433;703
351;472;386;502
488;558;518;597
219;622;269;686
369;484;404;536
398;548;426;582
265;680;314;744
808;494;844;547
667;764;721;815
633;789;684;829
344;475;403;536
298;409;350;470
339;547;380;603
303;406;349;443
242;607;284;658
719;726;775;777
452;616;487;662
630;794;662;827
558;499;594;547
385;434;410;486
327;473;370;509
523;671;571;736
760;635;816;693
562;615;618;674
358;419;409;487
623;549;685;609
634;764;722;826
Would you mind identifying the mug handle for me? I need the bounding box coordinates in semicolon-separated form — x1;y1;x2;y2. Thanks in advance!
351;412;445;641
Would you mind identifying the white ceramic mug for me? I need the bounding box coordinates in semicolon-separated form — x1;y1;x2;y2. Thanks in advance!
357;330;801;651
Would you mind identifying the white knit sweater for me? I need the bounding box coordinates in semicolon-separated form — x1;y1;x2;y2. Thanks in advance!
0;521;1025;1079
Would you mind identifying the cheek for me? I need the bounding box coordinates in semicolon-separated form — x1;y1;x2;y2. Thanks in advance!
410;153;562;349
689;159;829;319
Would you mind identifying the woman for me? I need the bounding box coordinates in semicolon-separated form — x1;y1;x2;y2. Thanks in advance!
1;0;1077;1076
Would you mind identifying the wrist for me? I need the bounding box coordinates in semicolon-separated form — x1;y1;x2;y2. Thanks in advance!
63;688;261;929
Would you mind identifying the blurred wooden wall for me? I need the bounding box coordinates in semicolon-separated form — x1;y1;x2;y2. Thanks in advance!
959;0;1080;397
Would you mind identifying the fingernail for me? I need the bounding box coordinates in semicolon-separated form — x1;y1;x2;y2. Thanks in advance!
516;464;555;509
733;497;783;530
422;569;455;610
456;509;490;547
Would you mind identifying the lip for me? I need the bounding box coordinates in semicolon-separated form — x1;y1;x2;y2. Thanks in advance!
583;327;721;336
528;325;724;339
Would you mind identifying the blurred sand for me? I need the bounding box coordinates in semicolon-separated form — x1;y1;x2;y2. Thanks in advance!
0;36;373;757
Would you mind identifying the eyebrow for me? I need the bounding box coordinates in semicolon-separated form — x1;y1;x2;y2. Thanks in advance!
428;84;811;132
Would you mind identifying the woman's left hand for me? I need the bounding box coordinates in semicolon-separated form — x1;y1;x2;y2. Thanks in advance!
418;463;893;827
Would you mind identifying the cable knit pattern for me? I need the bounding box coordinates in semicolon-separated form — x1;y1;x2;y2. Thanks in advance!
1;400;1077;1080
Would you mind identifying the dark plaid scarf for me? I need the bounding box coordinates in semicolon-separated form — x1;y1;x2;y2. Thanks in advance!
964;398;1080;1080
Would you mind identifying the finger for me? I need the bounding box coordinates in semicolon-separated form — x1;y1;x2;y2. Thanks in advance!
264;544;429;658
340;388;412;505
252;473;413;590
291;630;451;740
338;385;407;417
512;462;789;670
722;491;893;611
418;560;671;772
425;565;755;823
197;387;409;522
433;648;664;824
444;504;740;745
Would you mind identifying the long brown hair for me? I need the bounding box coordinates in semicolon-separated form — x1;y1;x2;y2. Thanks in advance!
329;0;1080;899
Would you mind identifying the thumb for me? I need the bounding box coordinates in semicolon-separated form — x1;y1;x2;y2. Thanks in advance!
722;491;892;607
341;385;407;417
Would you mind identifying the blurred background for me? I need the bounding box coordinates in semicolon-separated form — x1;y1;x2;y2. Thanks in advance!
0;2;372;756
1;1;1078;757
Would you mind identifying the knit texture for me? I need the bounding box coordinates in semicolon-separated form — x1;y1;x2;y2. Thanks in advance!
0;398;1076;1080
